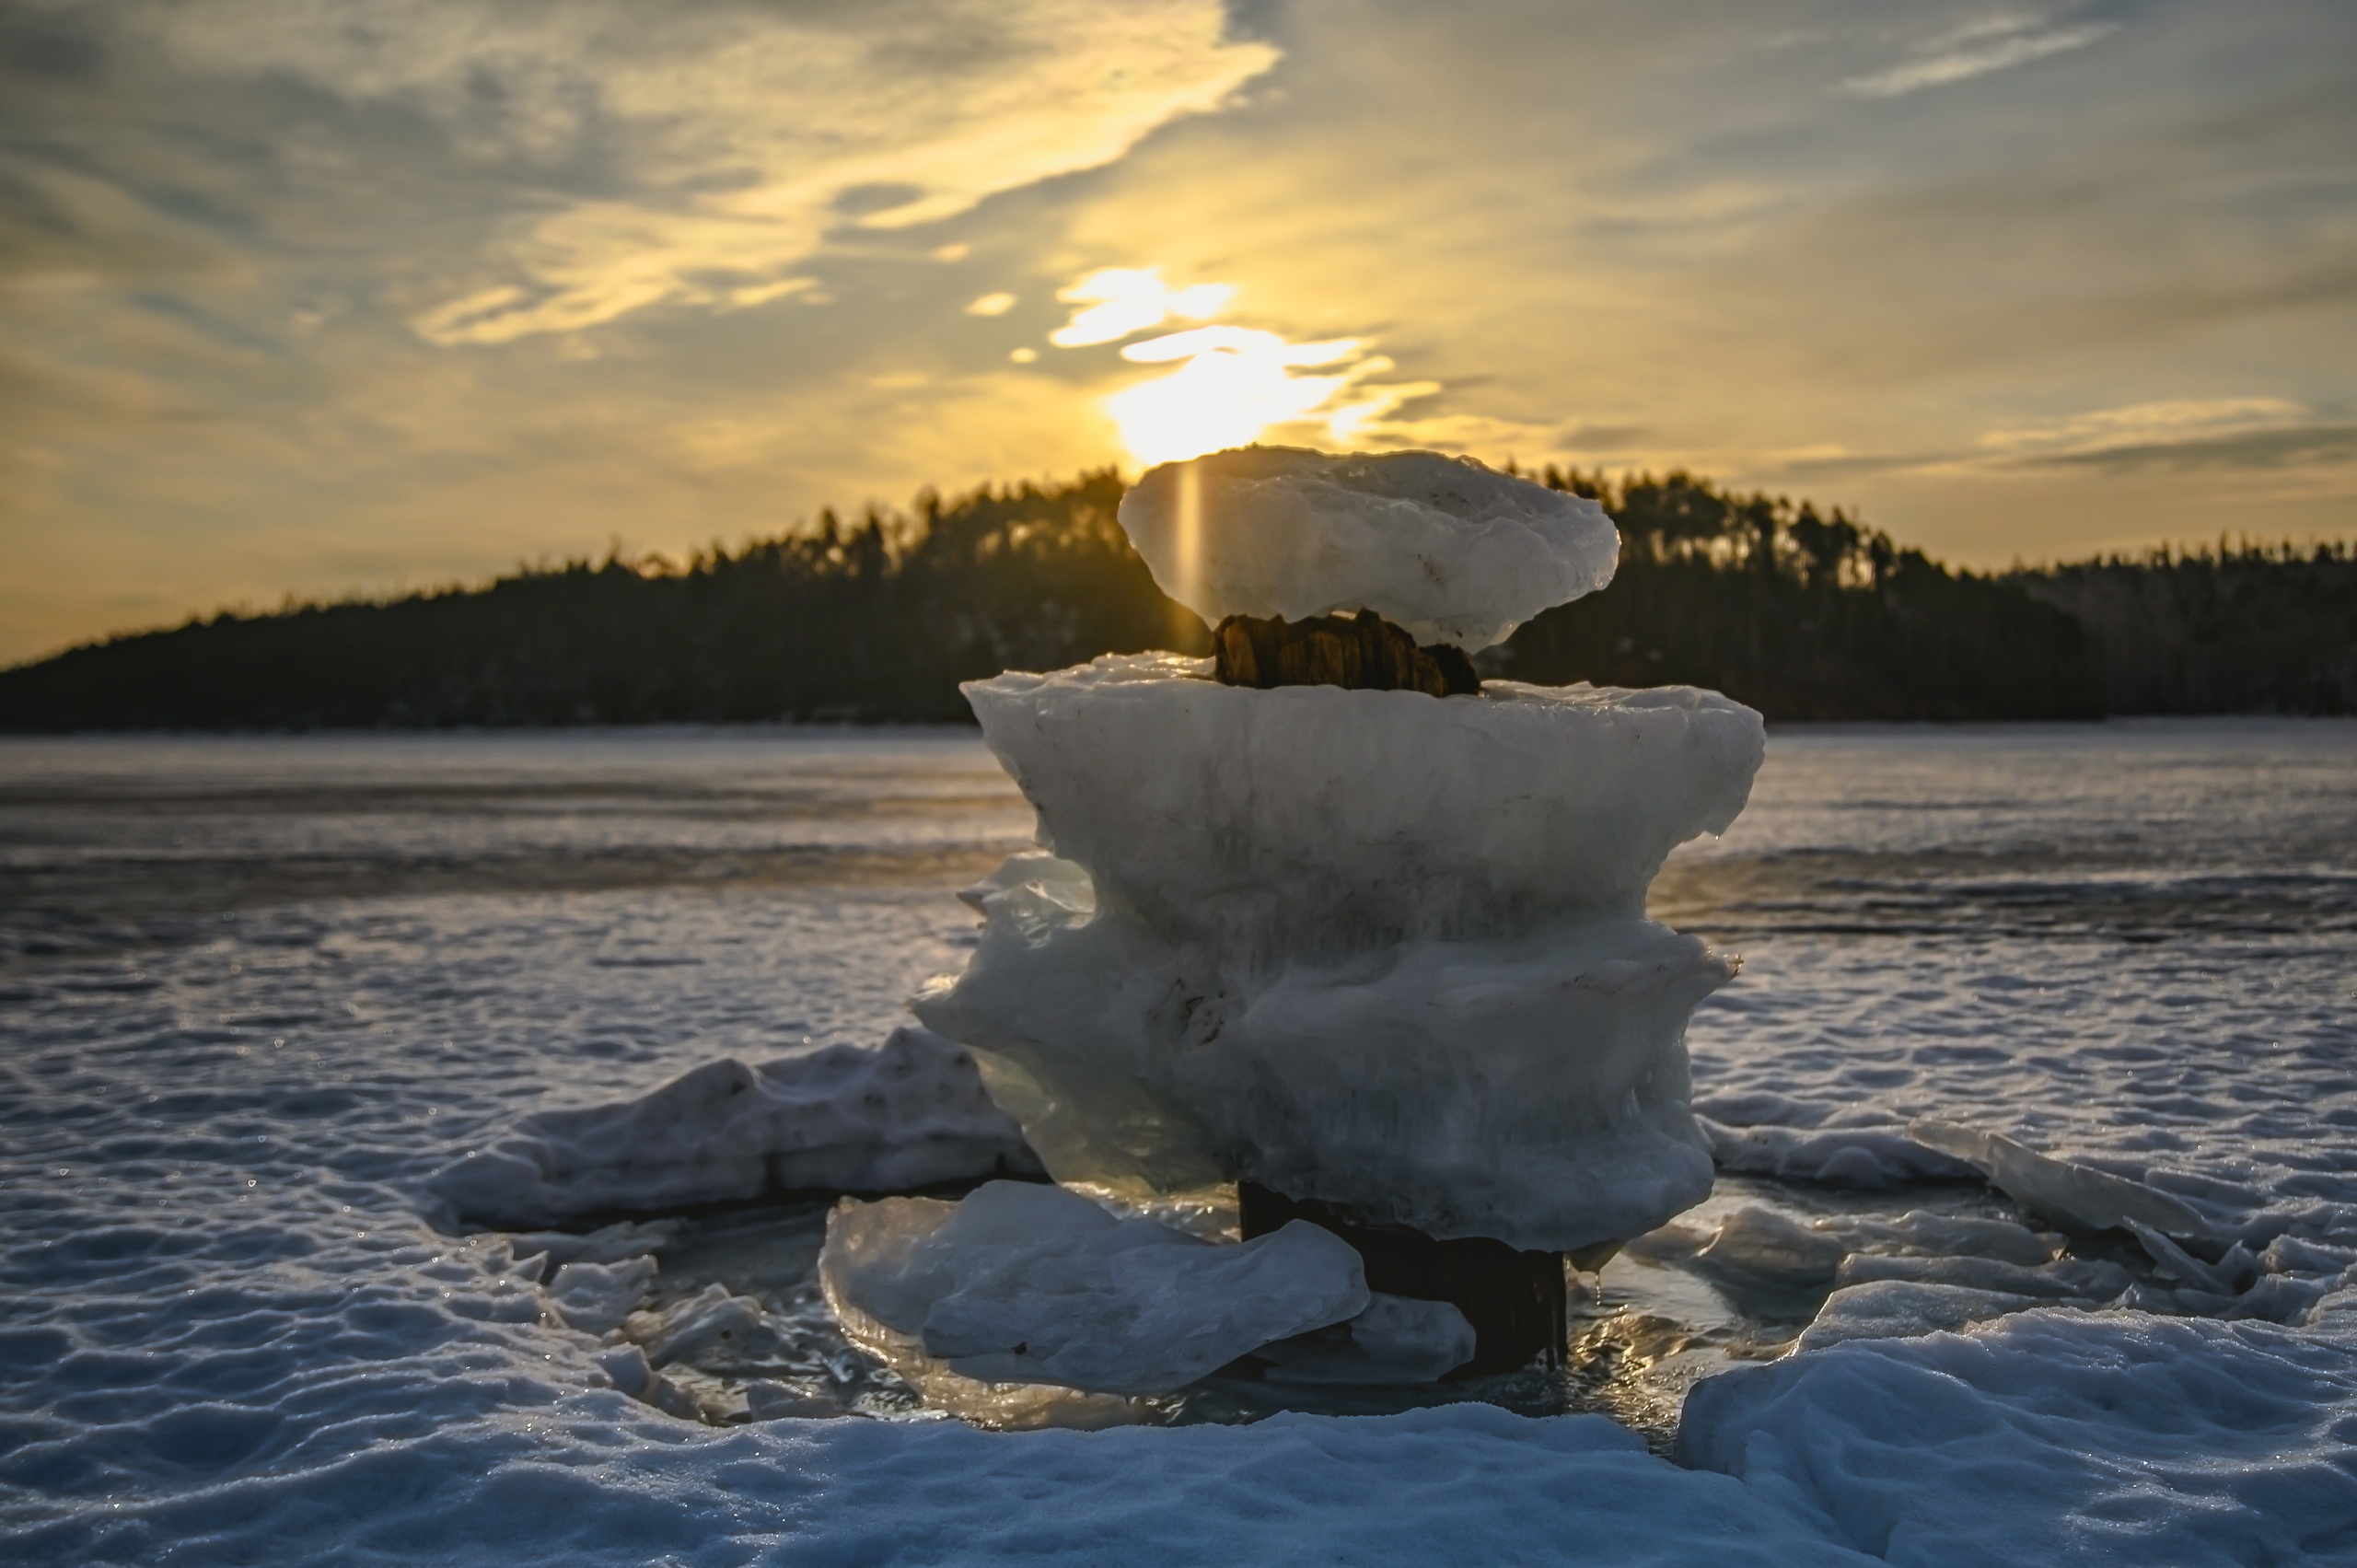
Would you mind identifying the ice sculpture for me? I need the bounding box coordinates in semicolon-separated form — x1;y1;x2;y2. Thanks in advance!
913;444;1765;1372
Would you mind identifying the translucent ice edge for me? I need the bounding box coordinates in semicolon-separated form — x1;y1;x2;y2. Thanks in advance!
1118;446;1620;650
424;1027;1041;1228
820;1179;1387;1400
920;863;1729;1251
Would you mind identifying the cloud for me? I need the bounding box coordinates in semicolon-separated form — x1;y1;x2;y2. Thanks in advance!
1049;268;1234;347
1978;399;2357;471
1843;13;2118;98
1756;400;2357;482
118;0;1276;344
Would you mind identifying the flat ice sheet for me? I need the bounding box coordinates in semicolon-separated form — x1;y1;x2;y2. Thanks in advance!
5;720;2356;1566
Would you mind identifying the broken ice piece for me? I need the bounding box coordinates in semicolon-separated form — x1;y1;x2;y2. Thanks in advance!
1908;1121;2223;1246
821;1180;1369;1397
424;1027;1040;1227
625;1283;782;1367
1117;446;1619;651
1260;1293;1478;1386
547;1255;657;1335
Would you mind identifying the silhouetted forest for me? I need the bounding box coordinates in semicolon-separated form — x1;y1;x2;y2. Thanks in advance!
2015;541;2357;716
1;466;2348;729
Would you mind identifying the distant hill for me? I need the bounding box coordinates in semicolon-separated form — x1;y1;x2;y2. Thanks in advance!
2;467;2348;729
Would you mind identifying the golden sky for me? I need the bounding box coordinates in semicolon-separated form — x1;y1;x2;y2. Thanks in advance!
3;0;2352;664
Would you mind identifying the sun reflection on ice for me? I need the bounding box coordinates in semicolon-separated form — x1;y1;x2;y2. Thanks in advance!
1043;267;1438;465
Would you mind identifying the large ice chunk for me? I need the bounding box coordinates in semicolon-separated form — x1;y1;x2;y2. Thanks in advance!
820;1180;1368;1397
425;1027;1041;1227
918;658;1762;1251
1117;446;1619;650
961;655;1764;951
921;890;1728;1250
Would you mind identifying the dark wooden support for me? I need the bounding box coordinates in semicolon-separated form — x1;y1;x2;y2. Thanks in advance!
1213;610;1481;698
1239;1182;1567;1376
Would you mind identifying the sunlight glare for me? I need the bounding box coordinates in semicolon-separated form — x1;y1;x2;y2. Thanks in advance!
1174;458;1202;609
1109;326;1383;465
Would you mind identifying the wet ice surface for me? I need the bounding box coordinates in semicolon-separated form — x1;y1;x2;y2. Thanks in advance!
4;719;2355;1565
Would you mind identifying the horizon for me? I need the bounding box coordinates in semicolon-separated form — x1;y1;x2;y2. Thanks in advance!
20;456;2355;667
5;0;2353;665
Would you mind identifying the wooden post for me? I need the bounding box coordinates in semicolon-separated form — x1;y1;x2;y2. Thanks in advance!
1213;611;1481;697
1239;1183;1568;1376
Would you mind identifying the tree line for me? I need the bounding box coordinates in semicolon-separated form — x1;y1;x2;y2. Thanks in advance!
1;466;2347;729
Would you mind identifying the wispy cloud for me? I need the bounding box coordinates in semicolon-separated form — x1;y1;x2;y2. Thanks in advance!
127;0;1278;345
1978;398;2357;471
1843;13;2118;99
1750;400;2357;481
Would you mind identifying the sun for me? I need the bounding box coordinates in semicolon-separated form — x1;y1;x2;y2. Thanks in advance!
1108;327;1364;466
1034;263;1437;468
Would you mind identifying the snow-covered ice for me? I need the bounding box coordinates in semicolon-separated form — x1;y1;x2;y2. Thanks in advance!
1681;1309;2357;1564
6;720;2357;1566
425;1026;1039;1226
1118;446;1620;649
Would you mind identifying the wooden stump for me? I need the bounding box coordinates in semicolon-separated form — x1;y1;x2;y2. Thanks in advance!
1239;1183;1567;1376
1213;610;1480;698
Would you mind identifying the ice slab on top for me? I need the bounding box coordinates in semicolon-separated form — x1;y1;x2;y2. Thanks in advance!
424;1027;1040;1227
1118;446;1619;650
962;655;1764;951
820;1180;1367;1397
920;889;1728;1250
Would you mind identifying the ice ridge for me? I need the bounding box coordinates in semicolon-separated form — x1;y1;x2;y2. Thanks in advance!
424;1027;1040;1226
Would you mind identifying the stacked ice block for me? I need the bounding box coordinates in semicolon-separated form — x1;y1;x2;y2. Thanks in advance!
916;446;1765;1256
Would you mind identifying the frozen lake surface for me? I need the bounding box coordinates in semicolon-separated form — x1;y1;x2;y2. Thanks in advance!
4;719;2354;1564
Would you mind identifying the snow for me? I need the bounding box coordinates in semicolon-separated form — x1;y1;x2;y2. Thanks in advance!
919;656;1764;1248
1680;1309;2357;1565
425;1027;1040;1227
819;1180;1367;1397
1118;446;1620;650
7;721;2357;1567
